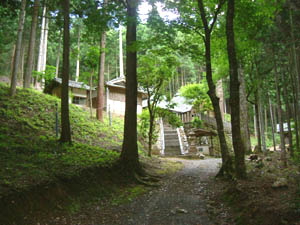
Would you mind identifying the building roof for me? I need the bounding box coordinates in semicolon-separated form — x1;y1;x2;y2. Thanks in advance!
54;77;95;90
106;76;147;95
106;76;126;88
157;95;193;113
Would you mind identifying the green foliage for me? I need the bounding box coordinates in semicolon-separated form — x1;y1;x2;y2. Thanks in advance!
111;185;146;206
179;80;213;113
191;117;203;129
224;113;231;122
138;109;159;144
32;65;56;83
157;107;183;128
138;48;179;99
84;46;100;69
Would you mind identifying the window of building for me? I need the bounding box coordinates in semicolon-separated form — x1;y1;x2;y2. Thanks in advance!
72;96;86;105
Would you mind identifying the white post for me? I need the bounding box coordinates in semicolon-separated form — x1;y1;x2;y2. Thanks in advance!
41;15;48;88
119;25;124;78
177;127;184;155
75;23;81;82
160;118;165;155
37;5;46;73
106;87;109;117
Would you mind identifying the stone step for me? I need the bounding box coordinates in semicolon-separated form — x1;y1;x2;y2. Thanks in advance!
165;145;181;150
164;134;178;140
165;141;180;147
164;126;176;130
164;130;177;135
164;147;181;156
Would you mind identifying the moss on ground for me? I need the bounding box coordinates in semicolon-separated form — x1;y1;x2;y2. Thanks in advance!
0;82;124;194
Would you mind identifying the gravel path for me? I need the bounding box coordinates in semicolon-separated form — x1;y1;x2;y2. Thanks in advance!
93;158;222;225
42;158;222;225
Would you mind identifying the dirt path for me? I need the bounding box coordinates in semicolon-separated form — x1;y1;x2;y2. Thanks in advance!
65;157;222;225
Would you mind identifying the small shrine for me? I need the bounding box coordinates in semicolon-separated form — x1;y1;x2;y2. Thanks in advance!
187;128;217;156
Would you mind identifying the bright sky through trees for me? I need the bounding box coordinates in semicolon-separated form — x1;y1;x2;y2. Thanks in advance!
138;1;179;22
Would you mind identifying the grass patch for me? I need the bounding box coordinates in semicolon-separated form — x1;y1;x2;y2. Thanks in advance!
0;82;123;194
110;185;147;206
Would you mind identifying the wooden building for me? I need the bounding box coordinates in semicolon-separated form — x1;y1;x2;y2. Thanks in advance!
104;77;147;116
46;77;94;107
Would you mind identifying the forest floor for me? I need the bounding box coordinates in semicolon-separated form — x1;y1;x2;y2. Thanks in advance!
36;157;223;225
206;151;300;225
36;153;299;225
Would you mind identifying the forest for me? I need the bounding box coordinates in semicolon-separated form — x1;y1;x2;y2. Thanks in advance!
1;0;300;224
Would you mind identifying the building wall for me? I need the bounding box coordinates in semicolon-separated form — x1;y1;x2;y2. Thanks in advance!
71;87;87;98
52;87;61;98
107;99;143;116
52;86;88;106
109;87;126;102
107;86;143;116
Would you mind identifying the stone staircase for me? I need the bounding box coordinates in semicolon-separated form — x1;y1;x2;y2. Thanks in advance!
163;124;181;156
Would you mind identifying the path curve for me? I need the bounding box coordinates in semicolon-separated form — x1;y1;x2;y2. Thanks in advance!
100;158;221;225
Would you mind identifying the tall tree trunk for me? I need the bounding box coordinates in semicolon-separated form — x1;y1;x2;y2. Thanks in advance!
10;0;26;96
172;76;176;94
42;16;48;74
89;71;93;118
36;2;47;89
197;0;233;178
283;77;293;157
274;57;286;167
289;7;300;152
148;110;154;157
55;30;62;78
254;90;262;152
226;0;246;178
253;105;257;138
119;24;124;78
120;0;141;172
239;68;251;154
259;96;266;152
216;79;224;120
168;81;172;98
181;72;184;87
10;45;16;81
97;30;107;121
183;67;186;86
265;108;268;138
60;0;71;143
41;16;49;88
115;47;118;77
24;0;39;88
289;4;300;102
75;22;81;82
290;69;300;151
107;63;110;81
20;44;25;85
268;96;276;151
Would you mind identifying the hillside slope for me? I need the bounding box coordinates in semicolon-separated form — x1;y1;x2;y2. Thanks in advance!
0;82;124;195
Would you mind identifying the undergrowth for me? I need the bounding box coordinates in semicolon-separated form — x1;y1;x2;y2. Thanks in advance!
0;83;124;194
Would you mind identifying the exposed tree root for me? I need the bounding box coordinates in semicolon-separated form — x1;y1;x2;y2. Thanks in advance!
134;173;161;187
216;165;234;180
115;159;162;187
